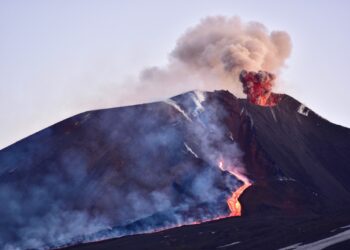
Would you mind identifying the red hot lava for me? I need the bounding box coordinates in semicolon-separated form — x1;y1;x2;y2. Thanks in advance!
227;182;251;216
218;161;252;216
239;70;280;106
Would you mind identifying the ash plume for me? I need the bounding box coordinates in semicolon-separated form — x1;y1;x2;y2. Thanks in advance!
128;16;292;104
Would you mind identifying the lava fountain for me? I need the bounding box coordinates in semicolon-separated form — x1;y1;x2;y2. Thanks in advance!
239;70;281;106
218;161;252;216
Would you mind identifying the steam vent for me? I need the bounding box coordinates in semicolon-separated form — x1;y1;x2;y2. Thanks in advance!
1;88;350;249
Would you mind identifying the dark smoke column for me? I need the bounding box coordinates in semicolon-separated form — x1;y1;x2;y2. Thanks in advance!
239;70;281;106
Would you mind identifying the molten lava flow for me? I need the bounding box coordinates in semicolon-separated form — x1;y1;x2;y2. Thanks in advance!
239;70;280;106
227;182;251;216
219;161;252;216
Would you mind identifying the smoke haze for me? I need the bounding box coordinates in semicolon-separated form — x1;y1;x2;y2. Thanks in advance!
0;91;244;249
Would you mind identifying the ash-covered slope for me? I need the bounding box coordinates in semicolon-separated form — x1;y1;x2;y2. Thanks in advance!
238;93;350;215
1;90;350;249
65;213;350;250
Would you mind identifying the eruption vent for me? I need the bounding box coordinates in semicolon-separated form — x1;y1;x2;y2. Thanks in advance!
239;70;281;106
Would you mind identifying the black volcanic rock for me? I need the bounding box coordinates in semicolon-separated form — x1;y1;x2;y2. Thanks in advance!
235;94;350;214
1;90;350;249
64;213;350;250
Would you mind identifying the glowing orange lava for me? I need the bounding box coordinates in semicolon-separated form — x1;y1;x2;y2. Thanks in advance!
218;160;252;216
227;182;251;216
239;70;279;106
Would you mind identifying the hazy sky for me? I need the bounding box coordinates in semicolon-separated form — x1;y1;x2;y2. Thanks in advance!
1;0;350;149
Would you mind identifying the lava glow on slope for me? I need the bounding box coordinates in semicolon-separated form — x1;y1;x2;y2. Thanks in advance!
227;182;251;216
218;161;252;216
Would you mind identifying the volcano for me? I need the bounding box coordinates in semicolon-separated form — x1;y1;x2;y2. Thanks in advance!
1;90;350;249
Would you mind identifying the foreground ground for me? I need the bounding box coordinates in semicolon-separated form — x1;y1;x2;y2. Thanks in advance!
63;211;350;250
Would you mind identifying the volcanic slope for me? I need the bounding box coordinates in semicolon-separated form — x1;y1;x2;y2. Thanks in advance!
1;90;350;249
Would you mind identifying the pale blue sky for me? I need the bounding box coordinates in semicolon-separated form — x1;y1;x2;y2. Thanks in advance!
1;0;350;149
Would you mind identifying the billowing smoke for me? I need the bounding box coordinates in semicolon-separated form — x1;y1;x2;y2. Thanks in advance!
128;16;291;104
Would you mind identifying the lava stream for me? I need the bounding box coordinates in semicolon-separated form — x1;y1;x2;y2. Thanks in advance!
219;161;252;216
227;182;251;216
